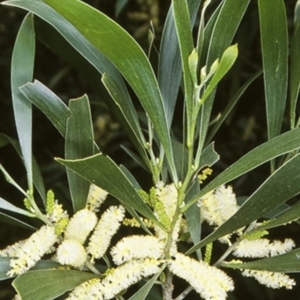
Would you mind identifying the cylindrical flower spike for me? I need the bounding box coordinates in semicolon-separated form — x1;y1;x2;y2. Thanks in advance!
64;208;97;244
67;278;103;300
101;259;161;299
111;235;164;265
198;185;239;227
233;238;295;258
86;184;108;212
242;269;296;289
169;253;234;300
56;239;87;268
87;205;125;261
7;225;58;276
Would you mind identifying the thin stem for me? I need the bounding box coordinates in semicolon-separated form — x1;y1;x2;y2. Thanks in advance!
174;286;193;300
163;269;174;300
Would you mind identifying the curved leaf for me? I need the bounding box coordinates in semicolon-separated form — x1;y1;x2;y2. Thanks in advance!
199;0;250;148
65;95;95;211
258;0;288;139
158;0;201;128
186;153;300;254
41;0;177;181
222;248;300;273
20;80;70;137
172;0;194;133
0;197;34;217
13;269;97;300
3;0;145;171
289;1;300;128
252;201;300;233
56;154;163;229
200;44;238;104
11;13;35;192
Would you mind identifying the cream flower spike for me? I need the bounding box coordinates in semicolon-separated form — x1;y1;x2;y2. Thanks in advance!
56;239;87;268
86;184;108;212
110;235;164;265
242;269;295;289
87;205;125;261
64;208;97;244
233;238;295;258
7;225;58;276
169;253;234;300
198;184;239;227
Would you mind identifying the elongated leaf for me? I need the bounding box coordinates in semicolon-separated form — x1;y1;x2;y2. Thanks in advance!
65;95;95;211
0;197;34;217
289;1;300;128
252;201;300;233
258;0;288;139
20;80;70;137
0;212;36;230
199;0;250;148
172;0;194;136
200;44;238;104
158;0;201;128
199;142;219;168
0;133;46;203
13;269;97;300
128;271;162;300
37;0;177;181
102;74;147;160
11;13;35;192
184;127;300;211
221;248;300;273
3;0;129;101
186;153;300;254
4;0;145;169
56;154;163;228
36;20;146;159
0;259;60;281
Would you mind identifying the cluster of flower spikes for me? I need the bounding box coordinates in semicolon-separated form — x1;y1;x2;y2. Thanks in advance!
198;184;296;290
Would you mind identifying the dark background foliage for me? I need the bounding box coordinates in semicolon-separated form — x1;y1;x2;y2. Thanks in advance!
0;0;299;299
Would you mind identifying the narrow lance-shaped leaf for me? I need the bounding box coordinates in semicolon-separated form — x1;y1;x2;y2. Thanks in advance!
20;80;70;137
13;269;97;300
258;0;288;139
172;0;194;142
65;95;95;212
251;201;300;233
289;1;300;129
199;0;250;149
158;0;202;128
186;153;300;254
183;127;300;211
11;13;35;192
0;197;34;218
221;248;300;273
56;154;163;229
200;44;238;104
3;0;146;172
41;0;177;182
